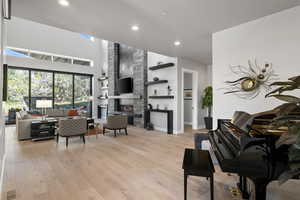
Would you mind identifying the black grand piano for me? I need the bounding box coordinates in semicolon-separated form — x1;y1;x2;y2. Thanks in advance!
209;112;296;200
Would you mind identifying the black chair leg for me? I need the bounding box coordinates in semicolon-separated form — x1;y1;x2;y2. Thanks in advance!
184;173;188;200
114;130;117;137
125;128;128;135
210;175;214;200
66;137;69;147
56;134;59;143
82;135;85;144
103;128;105;135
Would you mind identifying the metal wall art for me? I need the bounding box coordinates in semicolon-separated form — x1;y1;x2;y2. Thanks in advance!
224;60;278;99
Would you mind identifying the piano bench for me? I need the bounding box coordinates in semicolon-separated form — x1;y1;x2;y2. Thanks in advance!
182;148;215;200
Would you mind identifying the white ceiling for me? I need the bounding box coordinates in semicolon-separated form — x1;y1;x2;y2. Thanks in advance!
12;0;300;65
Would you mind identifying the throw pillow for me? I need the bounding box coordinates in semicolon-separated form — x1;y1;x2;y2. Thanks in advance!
68;109;78;116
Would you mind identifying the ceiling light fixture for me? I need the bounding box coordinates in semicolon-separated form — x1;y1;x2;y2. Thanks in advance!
174;41;181;46
58;0;69;7
131;25;139;31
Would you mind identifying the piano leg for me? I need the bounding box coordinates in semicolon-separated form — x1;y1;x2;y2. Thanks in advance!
253;179;270;200
184;173;188;200
237;176;250;199
210;175;214;200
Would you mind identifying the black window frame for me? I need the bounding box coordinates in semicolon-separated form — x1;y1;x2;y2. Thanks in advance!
5;65;93;117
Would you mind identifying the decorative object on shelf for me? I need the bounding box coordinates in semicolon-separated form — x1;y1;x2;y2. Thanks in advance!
164;105;168;110
224;60;278;99
148;104;153;110
154;89;157;95
156;104;159;109
167;85;172;96
153;77;159;81
184;89;192;100
102;72;106;76
157;61;163;65
98;95;107;100
8;108;21;122
98;76;108;81
202;86;213;129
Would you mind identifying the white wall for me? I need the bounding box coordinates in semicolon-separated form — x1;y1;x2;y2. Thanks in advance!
0;0;6;192
184;73;193;124
147;52;179;133
177;58;211;132
6;17;108;117
213;6;300;128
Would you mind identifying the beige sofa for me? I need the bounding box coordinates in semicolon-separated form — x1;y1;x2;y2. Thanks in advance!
16;109;77;140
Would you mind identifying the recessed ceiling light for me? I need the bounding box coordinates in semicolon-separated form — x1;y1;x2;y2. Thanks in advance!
131;25;139;31
174;41;181;46
58;0;69;7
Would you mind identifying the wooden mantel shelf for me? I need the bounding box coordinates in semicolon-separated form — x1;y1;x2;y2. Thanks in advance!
108;95;141;99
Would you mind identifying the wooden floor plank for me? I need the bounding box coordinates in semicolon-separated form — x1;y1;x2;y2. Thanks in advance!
2;126;300;200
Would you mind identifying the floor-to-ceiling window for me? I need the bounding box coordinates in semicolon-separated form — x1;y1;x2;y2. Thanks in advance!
4;66;93;123
54;73;73;110
74;75;92;115
5;68;29;123
31;71;53;111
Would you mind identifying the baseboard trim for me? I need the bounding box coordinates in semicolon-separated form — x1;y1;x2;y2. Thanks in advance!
153;126;181;135
184;122;192;125
198;125;206;129
153;126;168;133
0;153;6;200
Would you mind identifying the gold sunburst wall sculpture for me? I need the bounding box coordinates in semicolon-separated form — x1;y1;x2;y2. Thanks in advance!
224;60;278;99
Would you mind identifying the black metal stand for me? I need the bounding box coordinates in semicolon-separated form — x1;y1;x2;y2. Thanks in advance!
145;109;173;134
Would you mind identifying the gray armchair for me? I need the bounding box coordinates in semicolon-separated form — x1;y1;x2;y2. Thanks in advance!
56;118;87;147
103;115;128;137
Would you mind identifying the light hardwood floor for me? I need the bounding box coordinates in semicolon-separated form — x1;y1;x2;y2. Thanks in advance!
2;126;300;200
183;124;208;134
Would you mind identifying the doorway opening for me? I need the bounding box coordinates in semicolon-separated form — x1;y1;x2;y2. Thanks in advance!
182;69;198;133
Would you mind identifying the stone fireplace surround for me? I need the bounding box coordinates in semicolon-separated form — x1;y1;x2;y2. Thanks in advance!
107;42;147;128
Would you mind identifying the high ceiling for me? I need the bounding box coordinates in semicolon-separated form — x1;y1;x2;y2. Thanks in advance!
12;0;300;64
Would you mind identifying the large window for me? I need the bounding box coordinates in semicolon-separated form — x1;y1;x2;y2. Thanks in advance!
31;71;53;111
4;66;93;123
6;47;94;67
54;73;73;109
6;68;29;112
74;75;92;114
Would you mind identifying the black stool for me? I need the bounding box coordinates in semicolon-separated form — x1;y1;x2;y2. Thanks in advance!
182;148;215;200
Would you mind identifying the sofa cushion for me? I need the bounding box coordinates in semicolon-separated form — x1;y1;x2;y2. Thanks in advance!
46;109;65;117
19;111;28;119
22;114;33;119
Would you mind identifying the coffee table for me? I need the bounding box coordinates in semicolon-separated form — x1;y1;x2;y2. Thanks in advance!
31;119;58;141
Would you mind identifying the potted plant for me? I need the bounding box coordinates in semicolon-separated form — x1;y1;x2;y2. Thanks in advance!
264;75;300;184
202;86;213;129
